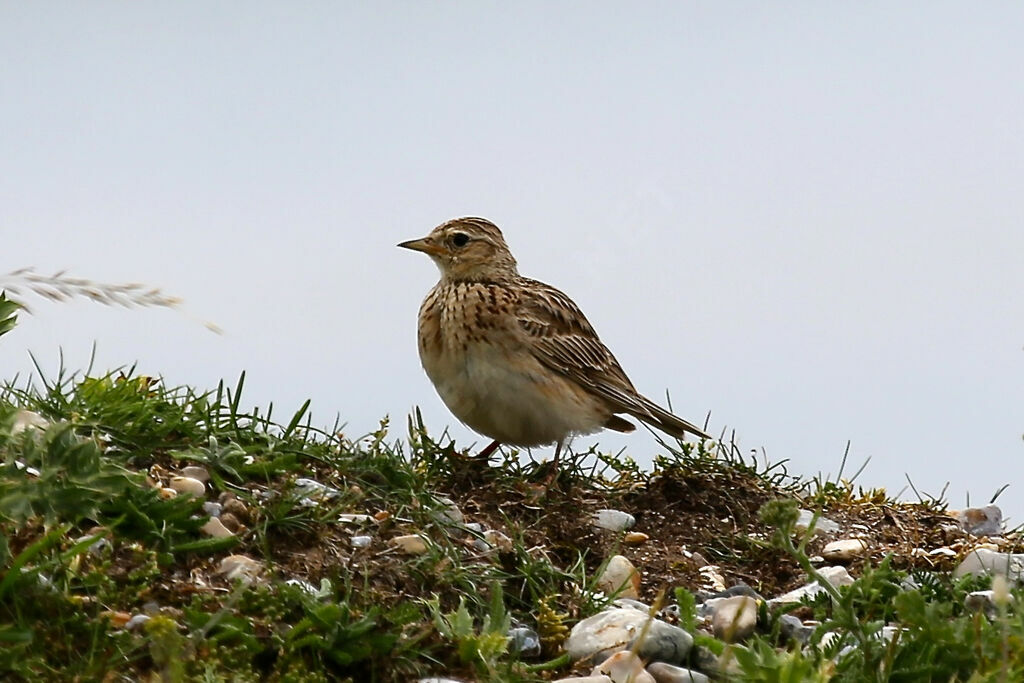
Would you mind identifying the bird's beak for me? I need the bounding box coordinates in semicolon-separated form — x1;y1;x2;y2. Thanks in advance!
397;237;446;257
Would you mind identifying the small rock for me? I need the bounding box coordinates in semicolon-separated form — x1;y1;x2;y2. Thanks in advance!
507;626;542;657
483;529;513;552
592;650;655;683
954;548;1024;583
689;646;721;677
624;532;649;546
566;608;691;665
12;459;41;477
709;584;762;600
463;522;485;534
77;533;110;557
338;513;376;525
294;478;342;505
770;566;854;605
201;517;234;539
710;595;759;642
391;534;430;555
169;476;206;497
12;409;48;434
796;509;840;536
202;501;223;517
217;554;262;583
222;498;250;520
630;619;693;665
965;589;1014;619
821;539;868;562
432;497;464;526
566;608;647;663
158;487;178;500
613;598;651;613
596;555;641;599
100;610;132;628
592;509;636;532
179;465;210;482
952;505;1003;537
929;547;957;557
657;603;680;622
552;677;613;683
219;512;242;532
647;662;711;683
125;614;151;630
779;614;815;644
351;535;372;549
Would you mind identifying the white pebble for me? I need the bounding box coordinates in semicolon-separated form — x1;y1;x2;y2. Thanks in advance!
169;476;206;497
201;517;234;539
390;534;430;555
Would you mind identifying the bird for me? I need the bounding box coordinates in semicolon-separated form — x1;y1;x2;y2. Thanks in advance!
398;217;710;466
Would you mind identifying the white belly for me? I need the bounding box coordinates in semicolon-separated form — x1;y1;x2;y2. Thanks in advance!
422;341;605;447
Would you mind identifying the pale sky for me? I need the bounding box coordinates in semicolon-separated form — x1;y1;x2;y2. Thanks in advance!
2;3;1022;522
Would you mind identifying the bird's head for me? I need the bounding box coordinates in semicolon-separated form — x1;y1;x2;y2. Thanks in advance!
399;217;519;282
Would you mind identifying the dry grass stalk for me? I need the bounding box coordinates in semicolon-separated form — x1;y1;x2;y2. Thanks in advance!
0;267;221;333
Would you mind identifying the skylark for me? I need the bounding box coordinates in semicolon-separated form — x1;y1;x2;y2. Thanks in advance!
399;217;710;463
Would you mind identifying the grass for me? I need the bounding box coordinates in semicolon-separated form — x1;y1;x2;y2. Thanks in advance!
1;355;1023;680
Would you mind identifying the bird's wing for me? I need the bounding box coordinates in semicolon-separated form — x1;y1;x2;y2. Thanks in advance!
514;279;640;405
514;278;709;440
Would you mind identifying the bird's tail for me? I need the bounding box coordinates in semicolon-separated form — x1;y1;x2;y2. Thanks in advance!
629;396;711;441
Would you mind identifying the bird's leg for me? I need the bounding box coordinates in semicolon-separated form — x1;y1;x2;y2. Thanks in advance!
475;439;501;460
553;440;563;468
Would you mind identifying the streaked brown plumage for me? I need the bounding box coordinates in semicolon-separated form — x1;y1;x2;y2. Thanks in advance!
399;217;709;461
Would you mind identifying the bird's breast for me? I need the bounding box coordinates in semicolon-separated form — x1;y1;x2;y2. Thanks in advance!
415;282;607;446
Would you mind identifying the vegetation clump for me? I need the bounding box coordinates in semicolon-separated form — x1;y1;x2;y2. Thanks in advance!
2;297;1023;681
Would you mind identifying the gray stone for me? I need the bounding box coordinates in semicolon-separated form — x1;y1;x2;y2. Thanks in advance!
953;505;1003;537
294;478;342;505
179;465;210;482
592;509;636;532
647;662;711;683
710;583;763;600
630;618;693;665
954;548;1024;583
964;589;1015;619
613;598;652;613
567;608;645;663
779;613;815;644
796;509;839;536
431;496;464;527
507;626;542;657
567;608;690;665
552;677;613;683
12;409;48;434
710;595;758;642
770;566;854;605
690;646;721;677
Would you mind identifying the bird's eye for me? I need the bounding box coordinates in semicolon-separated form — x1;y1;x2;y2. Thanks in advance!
451;232;470;248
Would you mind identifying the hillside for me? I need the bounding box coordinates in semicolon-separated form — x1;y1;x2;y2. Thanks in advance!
1;368;1023;682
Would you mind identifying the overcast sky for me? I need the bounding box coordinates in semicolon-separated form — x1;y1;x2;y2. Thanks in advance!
2;3;1022;522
